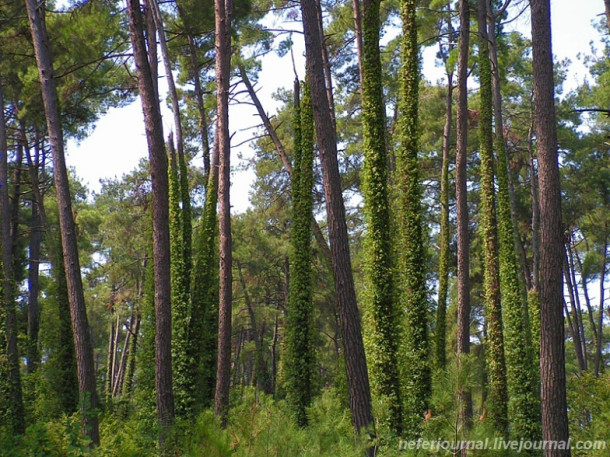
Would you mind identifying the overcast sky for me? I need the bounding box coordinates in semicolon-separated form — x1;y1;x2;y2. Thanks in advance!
64;0;606;213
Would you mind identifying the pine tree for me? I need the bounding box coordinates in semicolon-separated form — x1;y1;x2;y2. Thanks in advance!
396;0;430;437
126;0;175;436
25;0;100;443
484;3;542;445
214;0;233;426
455;0;473;432
476;0;509;434
360;0;402;433
530;1;571;454
285;80;316;428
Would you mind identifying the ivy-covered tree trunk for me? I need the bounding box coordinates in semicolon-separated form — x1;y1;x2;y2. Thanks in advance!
395;0;430;437
25;0;100;444
300;0;375;438
285;80;316;427
168;136;193;417
455;0;473;433
476;0;509;435
126;0;175;437
486;9;542;443
51;242;79;415
0;75;25;435
214;0;233;427
530;1;571;455
360;0;402;433
190;140;219;410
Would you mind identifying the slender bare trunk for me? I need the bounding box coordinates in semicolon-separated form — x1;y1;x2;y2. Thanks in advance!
126;0;175;435
25;0;100;443
456;0;473;434
531;1;571;454
214;0;233;427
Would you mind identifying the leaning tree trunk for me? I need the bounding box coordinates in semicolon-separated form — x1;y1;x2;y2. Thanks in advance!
25;0;99;444
530;1;571;455
455;0;473;436
214;0;233;427
300;0;375;439
126;0;175;438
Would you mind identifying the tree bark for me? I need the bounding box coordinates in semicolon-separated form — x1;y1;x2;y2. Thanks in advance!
530;1;571;454
126;0;175;434
25;0;100;444
300;0;374;438
455;0;473;435
214;0;233;427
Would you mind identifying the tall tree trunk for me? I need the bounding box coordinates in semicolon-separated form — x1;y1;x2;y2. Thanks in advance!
487;1;541;443
214;0;233;427
604;0;610;30
477;0;509;435
300;0;375;439
455;0;473;436
0;74;25;435
126;0;175;436
190;138;219;410
530;1;571;454
285;80;316;427
396;0;431;437
435;5;455;372
150;0;192;290
25;0;99;444
168;134;192;417
360;0;403;433
477;0;508;433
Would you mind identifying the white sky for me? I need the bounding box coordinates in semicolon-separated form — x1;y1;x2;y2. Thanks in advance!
64;0;606;213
